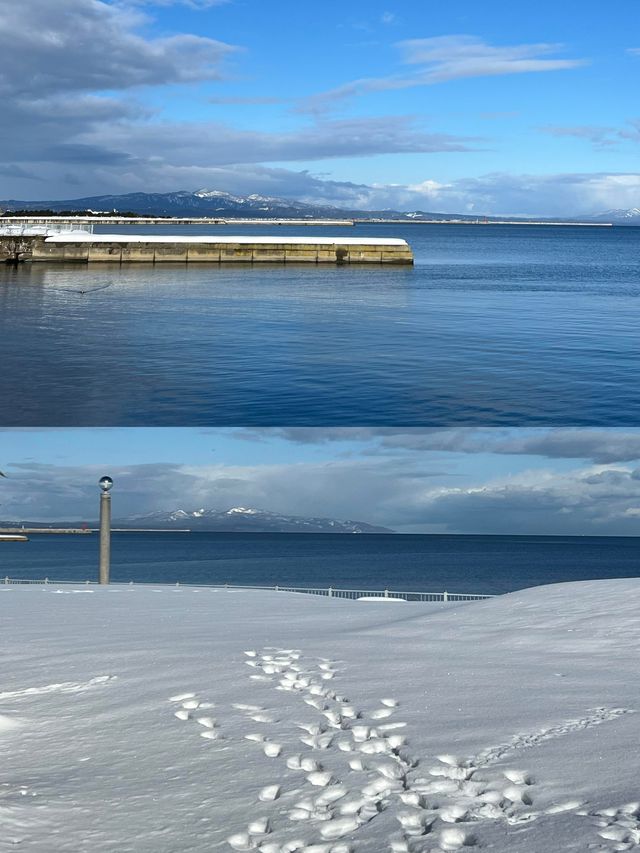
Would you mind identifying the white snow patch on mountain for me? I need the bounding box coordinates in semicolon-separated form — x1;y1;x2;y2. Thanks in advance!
592;207;640;220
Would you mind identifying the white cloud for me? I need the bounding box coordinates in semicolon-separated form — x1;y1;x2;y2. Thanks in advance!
301;36;586;113
0;0;238;97
334;171;640;217
407;464;640;534
251;428;640;465
292;170;640;217
398;35;586;82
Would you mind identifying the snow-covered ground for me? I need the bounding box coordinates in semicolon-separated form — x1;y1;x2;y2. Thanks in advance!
43;234;407;245
1;581;639;853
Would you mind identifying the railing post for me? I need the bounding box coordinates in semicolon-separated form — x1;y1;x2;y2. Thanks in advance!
4;577;8;585
384;588;389;598
443;590;448;602
328;586;333;598
275;585;279;591
45;577;49;585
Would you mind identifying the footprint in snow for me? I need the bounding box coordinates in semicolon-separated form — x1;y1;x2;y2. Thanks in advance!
209;646;631;853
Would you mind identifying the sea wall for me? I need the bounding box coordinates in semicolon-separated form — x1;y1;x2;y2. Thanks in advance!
0;235;36;264
1;235;413;265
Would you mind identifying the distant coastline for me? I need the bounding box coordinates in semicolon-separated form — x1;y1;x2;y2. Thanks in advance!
1;189;632;224
0;214;612;227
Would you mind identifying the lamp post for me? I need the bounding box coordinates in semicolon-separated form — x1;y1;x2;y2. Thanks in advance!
98;476;113;585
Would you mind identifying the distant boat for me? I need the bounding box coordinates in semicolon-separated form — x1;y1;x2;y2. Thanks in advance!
0;533;29;542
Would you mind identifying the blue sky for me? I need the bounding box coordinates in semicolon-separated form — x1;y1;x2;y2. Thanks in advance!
1;0;639;214
2;428;640;535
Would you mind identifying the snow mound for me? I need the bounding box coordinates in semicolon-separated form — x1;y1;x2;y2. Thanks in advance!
357;596;406;603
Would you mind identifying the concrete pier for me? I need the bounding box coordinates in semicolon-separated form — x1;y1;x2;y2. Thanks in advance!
1;234;413;265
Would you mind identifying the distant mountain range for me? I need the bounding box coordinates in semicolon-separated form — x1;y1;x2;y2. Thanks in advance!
0;190;345;220
1;189;636;223
0;507;394;534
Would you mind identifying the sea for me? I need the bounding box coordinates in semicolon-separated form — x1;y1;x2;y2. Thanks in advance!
1;222;639;426
2;532;639;596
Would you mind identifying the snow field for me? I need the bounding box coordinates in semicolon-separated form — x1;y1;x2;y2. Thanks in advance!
1;582;640;852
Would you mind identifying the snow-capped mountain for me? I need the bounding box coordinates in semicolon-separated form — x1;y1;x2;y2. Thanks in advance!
0;190;522;222
191;189;315;212
588;208;640;223
0;190;344;219
120;507;393;533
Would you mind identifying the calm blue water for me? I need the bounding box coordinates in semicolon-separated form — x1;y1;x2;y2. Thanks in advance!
1;533;638;595
1;223;639;425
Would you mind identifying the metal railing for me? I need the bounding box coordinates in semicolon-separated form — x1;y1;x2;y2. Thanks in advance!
0;222;94;236
274;586;493;602
1;578;495;601
3;577;94;585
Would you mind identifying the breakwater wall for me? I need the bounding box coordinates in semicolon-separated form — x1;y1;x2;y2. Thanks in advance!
0;528;92;535
1;216;355;227
1;234;413;265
